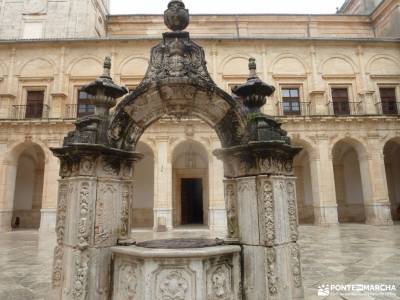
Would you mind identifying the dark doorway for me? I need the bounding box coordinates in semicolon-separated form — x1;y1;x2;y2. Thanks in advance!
181;178;203;225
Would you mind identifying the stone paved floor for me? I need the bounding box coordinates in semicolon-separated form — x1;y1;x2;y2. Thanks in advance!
0;224;399;299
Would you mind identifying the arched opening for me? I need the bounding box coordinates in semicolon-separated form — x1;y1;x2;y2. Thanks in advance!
132;142;155;229
293;148;315;224
384;139;400;222
332;140;366;223
11;143;45;230
172;140;209;227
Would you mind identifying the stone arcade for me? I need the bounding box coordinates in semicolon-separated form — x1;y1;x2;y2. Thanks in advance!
51;0;304;299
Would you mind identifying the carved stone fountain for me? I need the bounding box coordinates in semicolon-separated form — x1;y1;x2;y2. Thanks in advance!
50;0;304;299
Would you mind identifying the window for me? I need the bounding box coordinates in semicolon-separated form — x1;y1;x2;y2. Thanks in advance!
22;22;43;39
25;90;45;119
282;88;300;115
77;89;95;118
379;88;398;115
331;88;350;115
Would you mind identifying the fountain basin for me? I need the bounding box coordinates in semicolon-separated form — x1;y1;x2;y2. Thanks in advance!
112;239;241;300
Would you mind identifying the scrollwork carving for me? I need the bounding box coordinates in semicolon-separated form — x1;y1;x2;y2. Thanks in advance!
120;264;139;299
120;185;132;237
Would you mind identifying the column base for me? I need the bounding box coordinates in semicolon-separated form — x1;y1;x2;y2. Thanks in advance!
0;209;12;232
208;208;227;237
153;208;173;232
314;205;339;225
365;203;393;225
39;208;57;232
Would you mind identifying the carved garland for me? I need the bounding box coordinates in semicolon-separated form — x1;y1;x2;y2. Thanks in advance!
78;183;90;250
73;252;89;299
290;243;302;288
287;181;299;241
120;184;132;238
262;181;274;246
52;183;69;287
266;248;278;295
225;183;238;238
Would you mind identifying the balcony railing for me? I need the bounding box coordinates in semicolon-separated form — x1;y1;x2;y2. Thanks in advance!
11;104;50;120
277;101;311;116
64;104;78;119
375;102;400;115
327;101;363;116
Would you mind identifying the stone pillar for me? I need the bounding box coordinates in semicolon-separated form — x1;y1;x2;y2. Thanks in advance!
216;146;304;300
40;153;61;232
51;147;140;300
311;136;339;225
153;138;173;231
360;140;393;225
208;138;227;236
0;158;17;232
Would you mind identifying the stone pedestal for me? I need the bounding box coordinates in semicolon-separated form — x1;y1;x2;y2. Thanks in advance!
112;242;241;300
51;146;141;300
365;203;394;225
314;205;339;225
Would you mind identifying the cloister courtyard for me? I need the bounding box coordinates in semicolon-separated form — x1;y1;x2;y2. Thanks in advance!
0;224;399;300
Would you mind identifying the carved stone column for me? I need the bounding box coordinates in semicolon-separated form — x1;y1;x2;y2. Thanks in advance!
50;57;136;299
216;144;304;300
51;147;140;299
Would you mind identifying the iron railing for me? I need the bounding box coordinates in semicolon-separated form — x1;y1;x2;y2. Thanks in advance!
277;101;311;116
327;101;363;116
375;102;400;115
11;104;50;120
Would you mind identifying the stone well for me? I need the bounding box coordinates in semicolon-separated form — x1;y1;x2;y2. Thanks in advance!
111;239;241;300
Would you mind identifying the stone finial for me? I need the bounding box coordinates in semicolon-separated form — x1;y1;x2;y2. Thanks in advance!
103;56;111;78
164;0;190;32
249;57;257;78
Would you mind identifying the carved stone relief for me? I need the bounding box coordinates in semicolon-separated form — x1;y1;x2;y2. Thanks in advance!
290;243;302;288
225;183;238;238
78;183;90;250
287;181;299;241
207;264;231;300
262;180;274;246
72;252;89;300
266;248;278;295
120;184;132;238
119;263;140;300
52;183;68;287
158;270;189;300
95;183;117;245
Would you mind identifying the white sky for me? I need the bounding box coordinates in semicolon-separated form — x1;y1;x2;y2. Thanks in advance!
110;0;346;15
